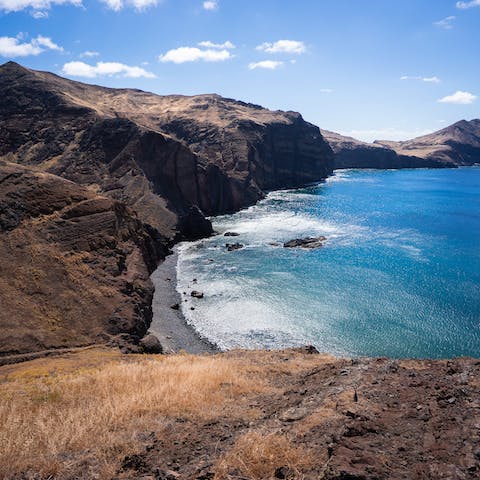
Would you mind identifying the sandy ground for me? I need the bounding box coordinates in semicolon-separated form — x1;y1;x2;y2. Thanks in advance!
149;249;218;354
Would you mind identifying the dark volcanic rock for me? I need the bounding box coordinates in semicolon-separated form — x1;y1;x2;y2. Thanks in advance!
0;161;165;356
284;236;327;249
0;62;334;240
226;242;244;251
224;231;240;237
140;334;163;354
191;291;204;299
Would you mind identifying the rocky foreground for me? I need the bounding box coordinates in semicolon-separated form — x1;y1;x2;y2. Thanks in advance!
0;348;479;479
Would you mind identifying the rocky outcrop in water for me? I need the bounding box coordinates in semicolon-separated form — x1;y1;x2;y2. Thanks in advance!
284;236;327;249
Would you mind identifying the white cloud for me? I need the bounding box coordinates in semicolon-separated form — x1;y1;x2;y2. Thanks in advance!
99;0;159;10
400;75;441;84
203;0;217;10
0;0;81;13
198;40;235;50
80;50;99;58
341;128;434;143
319;88;334;93
31;10;49;17
433;16;456;29
248;60;284;70
456;0;480;8
256;40;306;54
62;61;156;78
438;90;477;104
159;46;233;63
0;34;63;57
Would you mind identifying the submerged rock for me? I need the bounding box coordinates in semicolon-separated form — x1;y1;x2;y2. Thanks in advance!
224;231;240;237
191;291;204;299
283;236;327;249
226;243;244;251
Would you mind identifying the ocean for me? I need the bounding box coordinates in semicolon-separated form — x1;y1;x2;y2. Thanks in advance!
173;168;480;358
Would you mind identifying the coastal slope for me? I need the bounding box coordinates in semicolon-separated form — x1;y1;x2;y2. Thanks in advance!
0;61;334;234
0;61;334;355
0;161;166;356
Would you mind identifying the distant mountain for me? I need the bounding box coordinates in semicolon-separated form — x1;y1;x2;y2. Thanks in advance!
323;120;480;170
375;119;480;166
321;129;448;169
0;61;333;356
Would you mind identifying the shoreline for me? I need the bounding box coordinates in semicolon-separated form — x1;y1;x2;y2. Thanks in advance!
149;247;219;354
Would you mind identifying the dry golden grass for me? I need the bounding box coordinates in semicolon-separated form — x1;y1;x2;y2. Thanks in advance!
0;352;267;479
215;430;314;480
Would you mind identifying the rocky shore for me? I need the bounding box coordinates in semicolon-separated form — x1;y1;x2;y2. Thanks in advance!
150;249;217;354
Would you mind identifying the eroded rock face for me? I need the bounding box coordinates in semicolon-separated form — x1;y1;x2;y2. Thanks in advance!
0;161;166;356
0;62;334;238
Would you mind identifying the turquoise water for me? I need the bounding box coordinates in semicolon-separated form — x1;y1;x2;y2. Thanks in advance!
175;168;480;358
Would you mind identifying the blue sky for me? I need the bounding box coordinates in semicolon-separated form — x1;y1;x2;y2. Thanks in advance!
1;0;479;141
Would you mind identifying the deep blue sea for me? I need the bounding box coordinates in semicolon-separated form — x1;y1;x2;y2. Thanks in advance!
175;168;480;358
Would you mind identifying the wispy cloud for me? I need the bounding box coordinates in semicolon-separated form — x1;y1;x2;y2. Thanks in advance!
319;88;334;93
433;15;456;29
203;0;217;10
0;34;63;57
159;46;233;63
198;40;235;50
100;0;161;11
0;0;81;14
438;90;477;104
62;61;156;78
80;50;99;58
256;40;306;54
456;0;480;9
248;60;284;70
400;75;441;84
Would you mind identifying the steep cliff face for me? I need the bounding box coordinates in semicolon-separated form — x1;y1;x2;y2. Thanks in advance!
0;62;334;230
375;119;480;166
138;95;334;213
0;161;167;356
321;129;452;169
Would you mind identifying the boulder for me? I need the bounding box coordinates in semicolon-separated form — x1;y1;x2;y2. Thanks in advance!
226;243;244;251
283;236;327;249
140;334;163;354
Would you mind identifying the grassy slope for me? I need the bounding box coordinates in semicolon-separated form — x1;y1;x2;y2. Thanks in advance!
1;349;479;479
